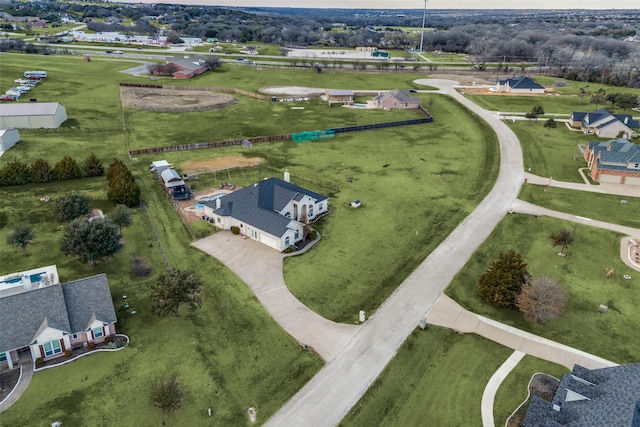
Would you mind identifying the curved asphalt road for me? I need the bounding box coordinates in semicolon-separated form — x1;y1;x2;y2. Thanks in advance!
265;79;524;426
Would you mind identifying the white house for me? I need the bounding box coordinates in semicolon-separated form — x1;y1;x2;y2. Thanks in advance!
497;76;545;94
0;102;67;129
202;175;330;252
0;128;20;153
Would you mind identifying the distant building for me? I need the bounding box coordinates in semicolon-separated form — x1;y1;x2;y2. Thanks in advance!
580;137;640;185
151;58;209;79
497;76;545;94
0;102;67;129
0;128;20;152
325;89;354;106
569;108;638;139
373;89;421;109
523;363;640;426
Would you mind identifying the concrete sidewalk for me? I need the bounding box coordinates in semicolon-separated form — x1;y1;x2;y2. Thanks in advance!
0;362;33;414
192;232;359;362
426;294;617;370
481;350;525;427
523;172;640;198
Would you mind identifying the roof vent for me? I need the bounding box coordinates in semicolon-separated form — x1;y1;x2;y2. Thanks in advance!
553;404;561;412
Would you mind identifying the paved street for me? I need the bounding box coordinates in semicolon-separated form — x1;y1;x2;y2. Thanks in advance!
265;79;525;426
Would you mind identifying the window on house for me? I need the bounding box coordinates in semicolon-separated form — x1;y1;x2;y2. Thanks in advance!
72;333;79;340
0;353;7;362
92;327;104;339
43;340;62;357
319;203;323;211
217;217;221;223
285;236;290;247
309;205;314;217
295;230;300;239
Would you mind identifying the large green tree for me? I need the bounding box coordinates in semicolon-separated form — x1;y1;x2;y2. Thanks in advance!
107;158;140;207
108;204;133;234
615;93;639;113
7;225;35;255
60;218;123;266
478;250;530;309
54;156;82;181
151;269;203;316
0;160;30;186
55;193;91;222
151;375;184;426
30;158;55;183
83;153;104;177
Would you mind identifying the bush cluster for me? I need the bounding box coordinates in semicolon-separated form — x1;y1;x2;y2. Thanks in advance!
0;154;104;187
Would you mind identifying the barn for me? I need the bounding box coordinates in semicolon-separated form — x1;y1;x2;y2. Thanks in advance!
0;128;20;153
0;102;67;129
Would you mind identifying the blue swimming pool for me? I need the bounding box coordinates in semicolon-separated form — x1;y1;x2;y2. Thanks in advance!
196;194;226;203
352;103;368;108
193;202;205;209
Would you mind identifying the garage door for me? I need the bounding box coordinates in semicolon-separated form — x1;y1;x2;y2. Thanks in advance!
624;176;640;186
599;174;622;184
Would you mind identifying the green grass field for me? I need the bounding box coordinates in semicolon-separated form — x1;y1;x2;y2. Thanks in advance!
507;121;591;182
445;214;640;364
282;94;499;322
493;355;569;427
519;185;640;229
341;326;513;427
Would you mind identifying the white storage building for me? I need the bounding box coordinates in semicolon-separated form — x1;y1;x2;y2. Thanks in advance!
0;102;67;129
0;128;20;153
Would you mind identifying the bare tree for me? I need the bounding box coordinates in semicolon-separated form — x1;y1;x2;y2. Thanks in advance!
517;276;566;324
151;375;184;426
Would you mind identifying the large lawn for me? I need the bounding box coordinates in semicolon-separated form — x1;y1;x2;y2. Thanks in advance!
282;93;500;322
341;326;513;427
507;121;592;182
493;355;569;427
518;185;640;229
445;214;640;364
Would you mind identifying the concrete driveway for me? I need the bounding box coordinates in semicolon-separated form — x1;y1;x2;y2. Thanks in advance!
192;232;358;362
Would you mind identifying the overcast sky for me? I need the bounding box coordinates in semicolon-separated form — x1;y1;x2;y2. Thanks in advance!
134;0;640;8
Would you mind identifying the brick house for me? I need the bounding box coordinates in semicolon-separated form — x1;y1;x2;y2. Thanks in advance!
151;57;209;79
373;89;421;109
325;89;354;106
581;137;640;185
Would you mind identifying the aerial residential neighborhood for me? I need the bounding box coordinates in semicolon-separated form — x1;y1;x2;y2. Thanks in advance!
0;1;639;426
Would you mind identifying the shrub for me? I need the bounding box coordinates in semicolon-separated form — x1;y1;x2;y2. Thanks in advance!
30;158;55;183
55;193;91;222
517;276;566;324
104;336;112;344
231;226;240;234
309;230;318;240
0;159;31;186
132;255;153;277
35;358;43;367
83;153;104;177
54;156;82;181
478;250;530;309
64;349;72;357
87;342;96;350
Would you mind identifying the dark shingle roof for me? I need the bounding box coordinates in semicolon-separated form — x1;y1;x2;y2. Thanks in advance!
0;274;116;352
499;76;544;90
204;177;327;237
574;109;639;130
588;138;640;171
374;89;421;104
524;363;640;427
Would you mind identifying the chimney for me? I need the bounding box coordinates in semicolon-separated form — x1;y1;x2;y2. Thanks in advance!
22;274;32;291
215;197;221;210
284;170;290;183
624;116;629;124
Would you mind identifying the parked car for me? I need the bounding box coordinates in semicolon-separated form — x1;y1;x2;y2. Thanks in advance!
113;50;123;54
237;57;245;61
0;95;17;101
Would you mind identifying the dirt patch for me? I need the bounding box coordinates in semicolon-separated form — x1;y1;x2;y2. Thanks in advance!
177;185;240;224
182;156;262;174
120;86;237;112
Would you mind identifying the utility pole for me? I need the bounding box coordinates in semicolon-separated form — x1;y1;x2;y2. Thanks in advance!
419;0;428;52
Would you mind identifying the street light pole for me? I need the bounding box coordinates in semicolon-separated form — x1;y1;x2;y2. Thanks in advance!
419;0;428;52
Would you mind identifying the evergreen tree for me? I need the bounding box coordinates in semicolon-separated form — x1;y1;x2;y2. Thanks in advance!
107;159;140;207
83;153;104;177
478;251;530;309
30;158;55;183
60;218;123;266
0;160;31;186
54;156;82;181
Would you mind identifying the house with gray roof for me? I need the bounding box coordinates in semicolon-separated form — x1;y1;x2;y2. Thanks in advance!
580;137;640;185
202;174;329;252
523;363;640;427
373;89;421;109
569;109;638;139
0;273;117;369
497;76;545;94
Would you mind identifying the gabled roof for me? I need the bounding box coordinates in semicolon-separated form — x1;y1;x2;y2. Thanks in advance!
0;274;116;352
374;89;421;104
587;138;640;170
524;363;640;427
170;57;207;72
574;109;639;130
160;168;182;183
204;178;328;237
498;76;544;90
326;89;354;96
0;102;64;117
